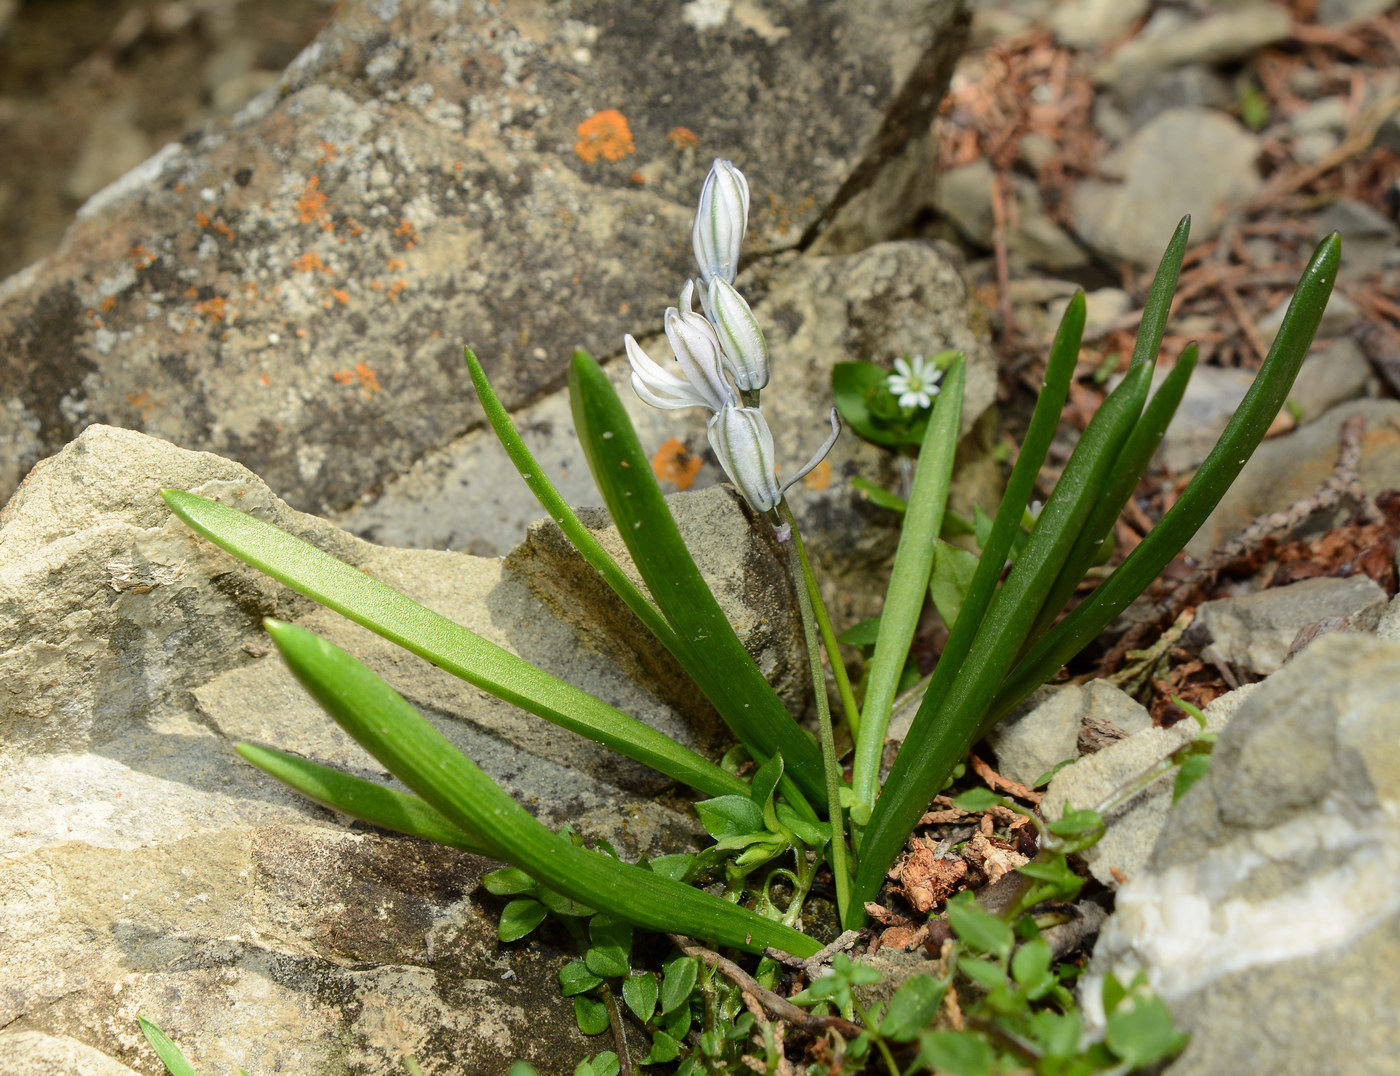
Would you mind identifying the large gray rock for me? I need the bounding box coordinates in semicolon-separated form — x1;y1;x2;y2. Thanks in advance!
1071;108;1261;267
1083;635;1400;1074
1184;574;1389;676
0;425;801;1072
0;0;970;516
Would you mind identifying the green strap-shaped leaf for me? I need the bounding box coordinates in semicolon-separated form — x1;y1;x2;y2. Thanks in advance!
137;1017;200;1076
163;490;747;801
1022;344;1200;649
265;618;821;957
851;356;965;807
1127;216;1191;375
567;352;827;810
892;293;1084;759
990;233;1341;720
854;362;1152;905
463;348;684;657
235;742;501;858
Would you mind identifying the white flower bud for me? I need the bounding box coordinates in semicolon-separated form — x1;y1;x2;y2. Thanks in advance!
692;159;749;286
707;404;782;513
708;277;769;391
663;308;736;412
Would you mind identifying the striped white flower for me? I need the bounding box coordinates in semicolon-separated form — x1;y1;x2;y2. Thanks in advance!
692;159;749;286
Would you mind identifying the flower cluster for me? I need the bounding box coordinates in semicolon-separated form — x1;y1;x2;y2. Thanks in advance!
624;160;838;514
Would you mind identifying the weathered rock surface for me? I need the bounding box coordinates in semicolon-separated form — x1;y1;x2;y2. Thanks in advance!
1071;108;1261;267
1187;399;1400;559
1083;635;1400;1075
0;0;971;516
1183;574;1389;676
989;680;1151;788
0;425;801;1072
934;159;1087;269
1042;687;1251;887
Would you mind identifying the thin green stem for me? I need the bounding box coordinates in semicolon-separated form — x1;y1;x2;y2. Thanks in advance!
853;999;902;1076
777;499;854;930
809;564;862;740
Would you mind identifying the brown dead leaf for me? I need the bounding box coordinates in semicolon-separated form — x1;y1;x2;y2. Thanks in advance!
962;831;1029;887
891;837;968;914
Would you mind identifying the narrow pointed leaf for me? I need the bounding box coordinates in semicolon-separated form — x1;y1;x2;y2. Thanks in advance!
567;352;826;810
162;490;746;801
138;1017;200;1076
464;348;683;657
855;361;1152;905
991;233;1341;721
235;742;500;858
264;618;820;957
1024;344;1200;648
852;356;964;807
1127;216;1191;375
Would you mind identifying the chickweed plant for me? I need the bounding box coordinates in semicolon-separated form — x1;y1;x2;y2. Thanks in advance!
157;160;1339;1068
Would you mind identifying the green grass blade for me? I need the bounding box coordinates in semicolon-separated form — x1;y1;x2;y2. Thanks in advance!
163;490;747;801
567;352;827;810
1127;216;1191;375
851;356;965;808
878;294;1083;777
463;348;684;657
265;618;821;957
854;362;1152;906
1023;344;1200;648
235;742;501;858
138;1017;200;1076
989;233;1341;722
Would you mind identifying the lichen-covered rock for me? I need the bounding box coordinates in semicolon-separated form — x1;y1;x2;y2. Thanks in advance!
0;425;800;1072
989;679;1151;788
0;0;970;515
1083;634;1400;1075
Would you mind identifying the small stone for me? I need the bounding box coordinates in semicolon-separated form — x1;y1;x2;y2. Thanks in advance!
1256;287;1360;336
1317;0;1396;25
1377;594;1400;642
1071;109;1262;267
1042;687;1247;887
1315;197;1400;278
1189;399;1400;559
1049;287;1132;334
1048;0;1148;49
1119;65;1232;129
935;159;1088;270
1093;3;1292;98
1288;337;1374;424
1184;574;1389;676
991;680;1151;789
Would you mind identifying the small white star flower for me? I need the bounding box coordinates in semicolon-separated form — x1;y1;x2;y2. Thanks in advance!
886;354;943;410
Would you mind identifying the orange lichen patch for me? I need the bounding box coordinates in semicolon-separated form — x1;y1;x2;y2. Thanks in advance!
184;286;200;299
316;140;339;164
291;252;329;273
129;245;157;270
345;217;364;238
651;437;702;490
296;175;332;228
126;389;154;414
332;363;381;392
802;458;833;491
212;219;236;242
194;296;228;322
453;160;463;172
386;278;408;302
386;257;407;271
667;126;700;148
195;210;211;228
370;280;384;291
394;218;419;247
574;109;635;163
629;170;645;185
259;372;271;386
100;296;117;313
330;288;350;305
